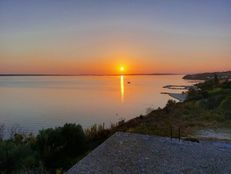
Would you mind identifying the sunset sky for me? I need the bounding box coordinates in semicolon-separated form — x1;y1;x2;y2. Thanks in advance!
0;0;230;74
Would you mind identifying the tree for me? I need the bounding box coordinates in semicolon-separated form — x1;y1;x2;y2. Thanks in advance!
214;73;219;85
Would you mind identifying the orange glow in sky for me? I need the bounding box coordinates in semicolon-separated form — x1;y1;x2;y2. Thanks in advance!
0;1;230;74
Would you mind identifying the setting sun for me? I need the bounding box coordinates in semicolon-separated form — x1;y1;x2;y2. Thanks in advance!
120;66;125;72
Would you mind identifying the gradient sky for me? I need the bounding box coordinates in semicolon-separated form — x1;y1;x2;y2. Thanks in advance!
0;0;230;74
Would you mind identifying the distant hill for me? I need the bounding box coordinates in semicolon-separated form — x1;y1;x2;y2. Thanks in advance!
183;71;231;80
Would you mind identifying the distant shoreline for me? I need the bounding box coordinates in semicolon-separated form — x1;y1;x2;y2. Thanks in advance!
183;70;231;80
0;73;181;77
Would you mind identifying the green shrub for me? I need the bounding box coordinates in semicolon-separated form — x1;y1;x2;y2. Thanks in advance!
164;100;177;113
220;81;231;89
0;141;38;173
220;96;231;110
219;96;231;119
36;123;86;170
196;78;218;90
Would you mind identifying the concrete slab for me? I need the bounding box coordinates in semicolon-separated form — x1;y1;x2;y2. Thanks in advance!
67;132;231;174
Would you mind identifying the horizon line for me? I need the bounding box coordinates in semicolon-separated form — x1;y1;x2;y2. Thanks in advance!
0;73;182;76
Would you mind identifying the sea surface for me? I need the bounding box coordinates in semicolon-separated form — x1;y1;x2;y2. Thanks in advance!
0;75;193;134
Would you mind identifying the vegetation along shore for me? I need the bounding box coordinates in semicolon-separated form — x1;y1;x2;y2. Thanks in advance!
0;75;231;173
183;70;231;80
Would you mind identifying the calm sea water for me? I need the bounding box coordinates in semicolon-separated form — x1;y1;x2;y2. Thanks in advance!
0;75;193;134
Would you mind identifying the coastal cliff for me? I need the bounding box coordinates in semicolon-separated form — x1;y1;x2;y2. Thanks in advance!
183;71;231;80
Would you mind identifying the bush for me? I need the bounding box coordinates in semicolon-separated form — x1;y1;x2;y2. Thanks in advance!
187;88;208;101
85;124;111;149
219;96;231;120
196;78;219;90
164;100;177;113
36;123;86;170
0;141;38;173
219;96;231;111
220;81;231;89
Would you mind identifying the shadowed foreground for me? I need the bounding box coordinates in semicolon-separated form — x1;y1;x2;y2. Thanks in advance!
67;132;231;174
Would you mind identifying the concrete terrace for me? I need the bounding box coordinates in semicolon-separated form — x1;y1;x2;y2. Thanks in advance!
67;132;231;174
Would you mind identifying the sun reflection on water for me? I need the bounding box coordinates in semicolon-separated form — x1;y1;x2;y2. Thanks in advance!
120;75;124;102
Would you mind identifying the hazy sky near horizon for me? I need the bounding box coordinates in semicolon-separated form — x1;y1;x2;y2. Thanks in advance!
0;0;230;74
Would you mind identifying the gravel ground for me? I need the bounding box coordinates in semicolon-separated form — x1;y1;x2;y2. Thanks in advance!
67;132;231;174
